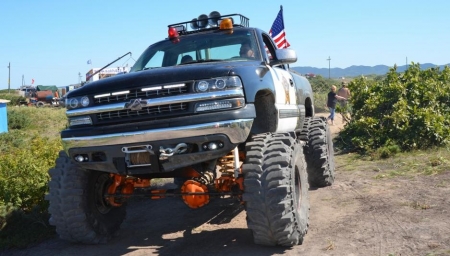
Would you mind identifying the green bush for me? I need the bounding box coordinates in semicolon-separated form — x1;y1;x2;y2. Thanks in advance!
7;108;32;130
0;135;62;212
0;107;65;249
308;75;336;93
0;130;28;153
0;93;27;106
337;63;450;153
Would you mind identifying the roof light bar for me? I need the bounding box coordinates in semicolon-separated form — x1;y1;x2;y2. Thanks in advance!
167;12;249;35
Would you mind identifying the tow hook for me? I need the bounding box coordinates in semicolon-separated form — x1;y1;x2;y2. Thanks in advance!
159;143;188;160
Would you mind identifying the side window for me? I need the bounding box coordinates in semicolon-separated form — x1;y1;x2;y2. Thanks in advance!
262;34;276;61
144;51;165;69
262;34;287;70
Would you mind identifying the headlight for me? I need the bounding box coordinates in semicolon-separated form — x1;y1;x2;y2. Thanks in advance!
81;96;90;107
197;81;209;92
66;96;91;110
194;76;242;92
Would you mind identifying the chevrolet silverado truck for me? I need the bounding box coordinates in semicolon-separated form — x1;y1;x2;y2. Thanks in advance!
46;12;335;246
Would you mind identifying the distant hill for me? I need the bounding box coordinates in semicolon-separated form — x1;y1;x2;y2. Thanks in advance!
291;63;450;78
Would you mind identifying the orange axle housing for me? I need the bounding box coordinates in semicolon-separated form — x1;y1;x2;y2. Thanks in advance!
180;180;210;208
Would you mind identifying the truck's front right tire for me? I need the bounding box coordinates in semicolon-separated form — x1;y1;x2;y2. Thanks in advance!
242;133;309;246
46;151;126;244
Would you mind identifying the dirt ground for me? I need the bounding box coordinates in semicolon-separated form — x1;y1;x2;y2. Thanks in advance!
4;113;450;256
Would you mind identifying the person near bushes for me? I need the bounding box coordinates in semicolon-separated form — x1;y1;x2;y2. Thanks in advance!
337;81;351;122
326;85;347;125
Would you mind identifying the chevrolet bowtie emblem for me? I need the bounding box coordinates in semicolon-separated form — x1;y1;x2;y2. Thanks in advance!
124;98;148;111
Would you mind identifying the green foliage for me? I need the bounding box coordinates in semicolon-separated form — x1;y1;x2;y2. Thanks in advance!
0;107;65;248
0;207;55;249
0;93;27;106
308;75;336;93
6;108;32;130
0;130;28;153
309;75;347;112
313;92;328;112
0;135;61;212
337;63;450;153
375;141;401;159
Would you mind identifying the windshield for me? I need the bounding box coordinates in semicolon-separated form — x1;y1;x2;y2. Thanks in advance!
130;29;260;72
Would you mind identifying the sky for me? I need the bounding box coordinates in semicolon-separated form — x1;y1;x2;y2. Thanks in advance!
1;0;449;89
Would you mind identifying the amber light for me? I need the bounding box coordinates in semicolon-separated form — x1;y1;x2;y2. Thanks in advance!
168;27;179;39
219;18;233;30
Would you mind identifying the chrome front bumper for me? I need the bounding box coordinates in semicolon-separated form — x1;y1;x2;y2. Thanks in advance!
62;119;254;150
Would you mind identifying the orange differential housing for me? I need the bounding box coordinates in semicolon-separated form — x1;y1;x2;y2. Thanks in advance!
181;180;210;208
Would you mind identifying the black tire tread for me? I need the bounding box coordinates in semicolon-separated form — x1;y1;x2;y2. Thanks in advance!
46;151;126;244
243;133;309;246
303;117;336;187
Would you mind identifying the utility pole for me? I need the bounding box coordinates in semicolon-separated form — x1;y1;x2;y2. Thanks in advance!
78;72;82;83
327;56;331;79
7;62;10;93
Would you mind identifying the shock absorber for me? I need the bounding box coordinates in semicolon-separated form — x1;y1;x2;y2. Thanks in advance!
215;147;244;194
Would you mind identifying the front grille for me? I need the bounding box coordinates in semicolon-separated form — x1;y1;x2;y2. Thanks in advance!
96;102;188;121
94;86;189;105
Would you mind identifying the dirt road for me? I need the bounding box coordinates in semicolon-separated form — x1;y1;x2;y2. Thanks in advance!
5;114;450;256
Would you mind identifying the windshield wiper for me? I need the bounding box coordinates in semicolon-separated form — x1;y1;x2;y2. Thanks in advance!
142;67;158;71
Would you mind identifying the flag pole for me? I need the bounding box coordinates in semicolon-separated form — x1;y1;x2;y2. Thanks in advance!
282;5;286;49
280;4;288;67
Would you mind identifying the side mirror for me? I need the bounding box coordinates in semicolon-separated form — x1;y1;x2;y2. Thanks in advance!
270;48;297;66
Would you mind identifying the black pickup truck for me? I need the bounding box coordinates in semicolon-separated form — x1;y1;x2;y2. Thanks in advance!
47;12;335;246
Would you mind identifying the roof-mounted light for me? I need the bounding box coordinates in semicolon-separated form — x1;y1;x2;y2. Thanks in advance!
197;14;208;28
220;18;234;30
208;11;221;27
168;27;179;39
168;13;249;34
190;18;199;30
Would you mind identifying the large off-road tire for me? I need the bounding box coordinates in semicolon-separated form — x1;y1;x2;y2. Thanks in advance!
303;117;335;188
242;133;309;246
46;151;126;244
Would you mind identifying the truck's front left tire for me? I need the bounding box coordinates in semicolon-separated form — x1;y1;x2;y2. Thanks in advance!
304;117;335;188
46;151;126;244
242;133;309;246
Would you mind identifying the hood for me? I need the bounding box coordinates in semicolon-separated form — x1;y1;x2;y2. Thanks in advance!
68;61;260;97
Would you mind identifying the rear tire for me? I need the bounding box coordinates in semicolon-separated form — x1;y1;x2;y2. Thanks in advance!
303;117;335;187
36;101;45;108
46;151;126;244
242;133;309;246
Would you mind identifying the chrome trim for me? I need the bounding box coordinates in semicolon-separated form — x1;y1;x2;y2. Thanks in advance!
62;119;254;149
67;89;244;117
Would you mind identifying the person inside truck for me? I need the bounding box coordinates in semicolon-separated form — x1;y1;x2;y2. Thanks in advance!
180;55;193;64
239;42;255;58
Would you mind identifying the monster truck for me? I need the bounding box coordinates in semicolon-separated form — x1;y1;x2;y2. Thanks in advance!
46;12;335;246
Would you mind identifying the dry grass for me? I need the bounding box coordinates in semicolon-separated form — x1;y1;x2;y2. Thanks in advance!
335;146;450;179
324;239;335;251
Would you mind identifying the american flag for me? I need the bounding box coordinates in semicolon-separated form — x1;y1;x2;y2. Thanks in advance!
269;6;290;49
